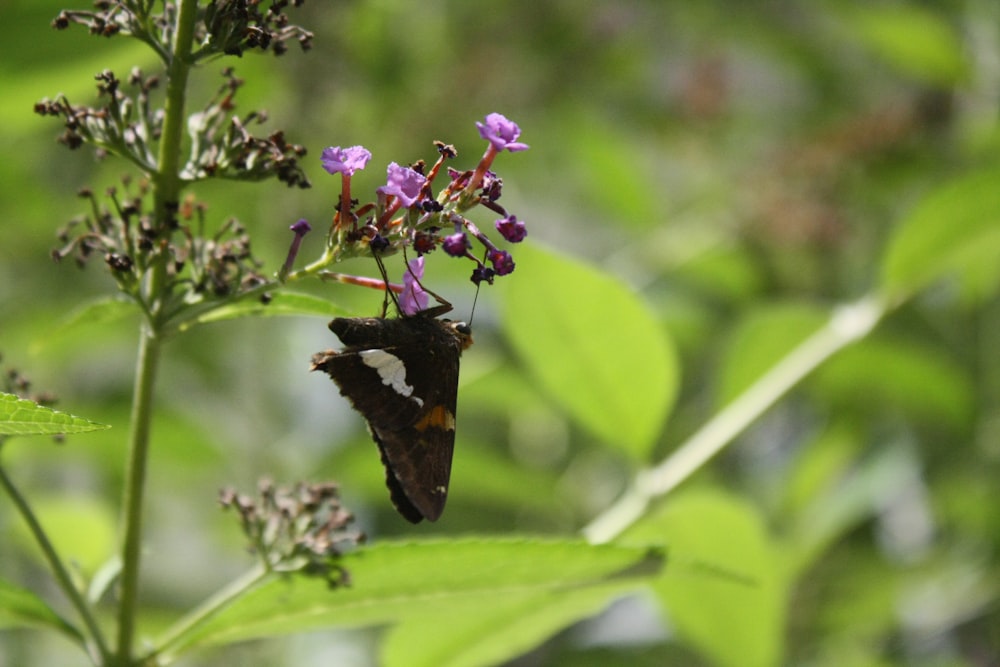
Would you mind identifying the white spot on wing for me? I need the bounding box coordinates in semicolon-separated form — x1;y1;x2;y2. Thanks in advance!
359;349;423;406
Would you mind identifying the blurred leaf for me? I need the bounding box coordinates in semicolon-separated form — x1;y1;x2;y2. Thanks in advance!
840;5;968;85
0;393;110;436
779;422;862;526
784;443;923;576
813;336;974;429
176;291;347;332
31;296;138;353
321;433;569;530
716;303;828;407
173;538;663;657
881;167;1000;300
625;489;785;667
501;243;679;461
382;581;643;667
0;578;83;643
9;496;118;577
672;244;765;304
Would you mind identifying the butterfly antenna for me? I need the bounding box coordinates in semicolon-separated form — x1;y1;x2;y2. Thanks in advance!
467;280;481;327
372;249;399;317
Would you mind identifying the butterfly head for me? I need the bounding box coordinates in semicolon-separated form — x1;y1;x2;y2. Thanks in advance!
444;320;474;351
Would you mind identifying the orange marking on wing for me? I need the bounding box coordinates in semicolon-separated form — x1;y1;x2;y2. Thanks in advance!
414;405;455;432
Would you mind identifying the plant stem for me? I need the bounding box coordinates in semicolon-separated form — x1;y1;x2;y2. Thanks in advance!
0;463;112;664
115;2;199;663
115;327;162;664
582;295;887;544
142;564;271;666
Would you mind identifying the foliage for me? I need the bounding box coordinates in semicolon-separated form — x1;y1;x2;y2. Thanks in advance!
2;1;1000;666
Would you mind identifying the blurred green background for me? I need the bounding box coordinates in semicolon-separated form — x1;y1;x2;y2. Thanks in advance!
2;1;999;665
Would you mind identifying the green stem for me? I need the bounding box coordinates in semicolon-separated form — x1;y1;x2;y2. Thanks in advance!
142;565;271;666
115;327;162;664
115;2;199;663
0;463;112;664
582;295;887;544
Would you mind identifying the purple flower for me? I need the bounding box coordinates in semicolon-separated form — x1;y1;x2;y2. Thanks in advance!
442;232;471;257
320;145;372;176
476;113;529;153
471;264;495;285
280;218;312;276
495;215;527;243
377;162;427;208
488;249;515;276
480;170;503;201
400;256;429;315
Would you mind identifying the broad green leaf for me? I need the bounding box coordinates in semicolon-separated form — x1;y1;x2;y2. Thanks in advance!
176;291;347;332
0;578;83;643
168;538;663;657
382;581;643;667
625;489;785;667
813;336;974;429
0;393;110;437
840;5;968;85
500;243;678;461
716;303;827;407
881;167;1000;300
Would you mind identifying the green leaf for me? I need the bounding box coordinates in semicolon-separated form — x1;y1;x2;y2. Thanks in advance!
716;303;828;407
0;393;110;437
176;291;348;332
31;296;137;353
169;538;663;658
9;496;118;577
840;5;968;85
814;336;974;429
0;578;83;643
382;581;641;667
500;243;679;461
625;489;785;667
881;167;1000;301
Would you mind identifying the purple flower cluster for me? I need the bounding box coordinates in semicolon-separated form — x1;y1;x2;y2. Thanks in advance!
281;113;529;309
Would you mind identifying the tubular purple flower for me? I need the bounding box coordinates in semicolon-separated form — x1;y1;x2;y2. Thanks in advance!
281;218;312;277
400;256;429;315
442;232;471;257
476;113;529;153
377;162;428;208
495;215;527;243
321;146;372;176
488;249;515;276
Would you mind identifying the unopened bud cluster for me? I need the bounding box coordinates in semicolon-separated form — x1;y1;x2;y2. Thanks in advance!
219;480;363;587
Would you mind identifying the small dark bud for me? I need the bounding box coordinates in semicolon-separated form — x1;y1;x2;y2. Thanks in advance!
105;252;133;272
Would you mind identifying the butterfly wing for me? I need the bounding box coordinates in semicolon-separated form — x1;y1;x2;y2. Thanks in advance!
311;315;470;523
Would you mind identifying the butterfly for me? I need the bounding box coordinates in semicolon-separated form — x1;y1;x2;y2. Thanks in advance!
311;302;473;522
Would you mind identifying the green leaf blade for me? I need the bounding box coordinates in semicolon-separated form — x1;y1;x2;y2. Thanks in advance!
500;243;679;461
0;393;110;437
626;489;786;667
881;167;1000;301
0;578;84;644
176;291;348;332
169;538;662;659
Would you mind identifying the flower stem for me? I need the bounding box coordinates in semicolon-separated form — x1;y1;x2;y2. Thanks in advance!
142;564;271;666
115;1;199;663
0;462;111;664
115;326;162;663
582;295;887;544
